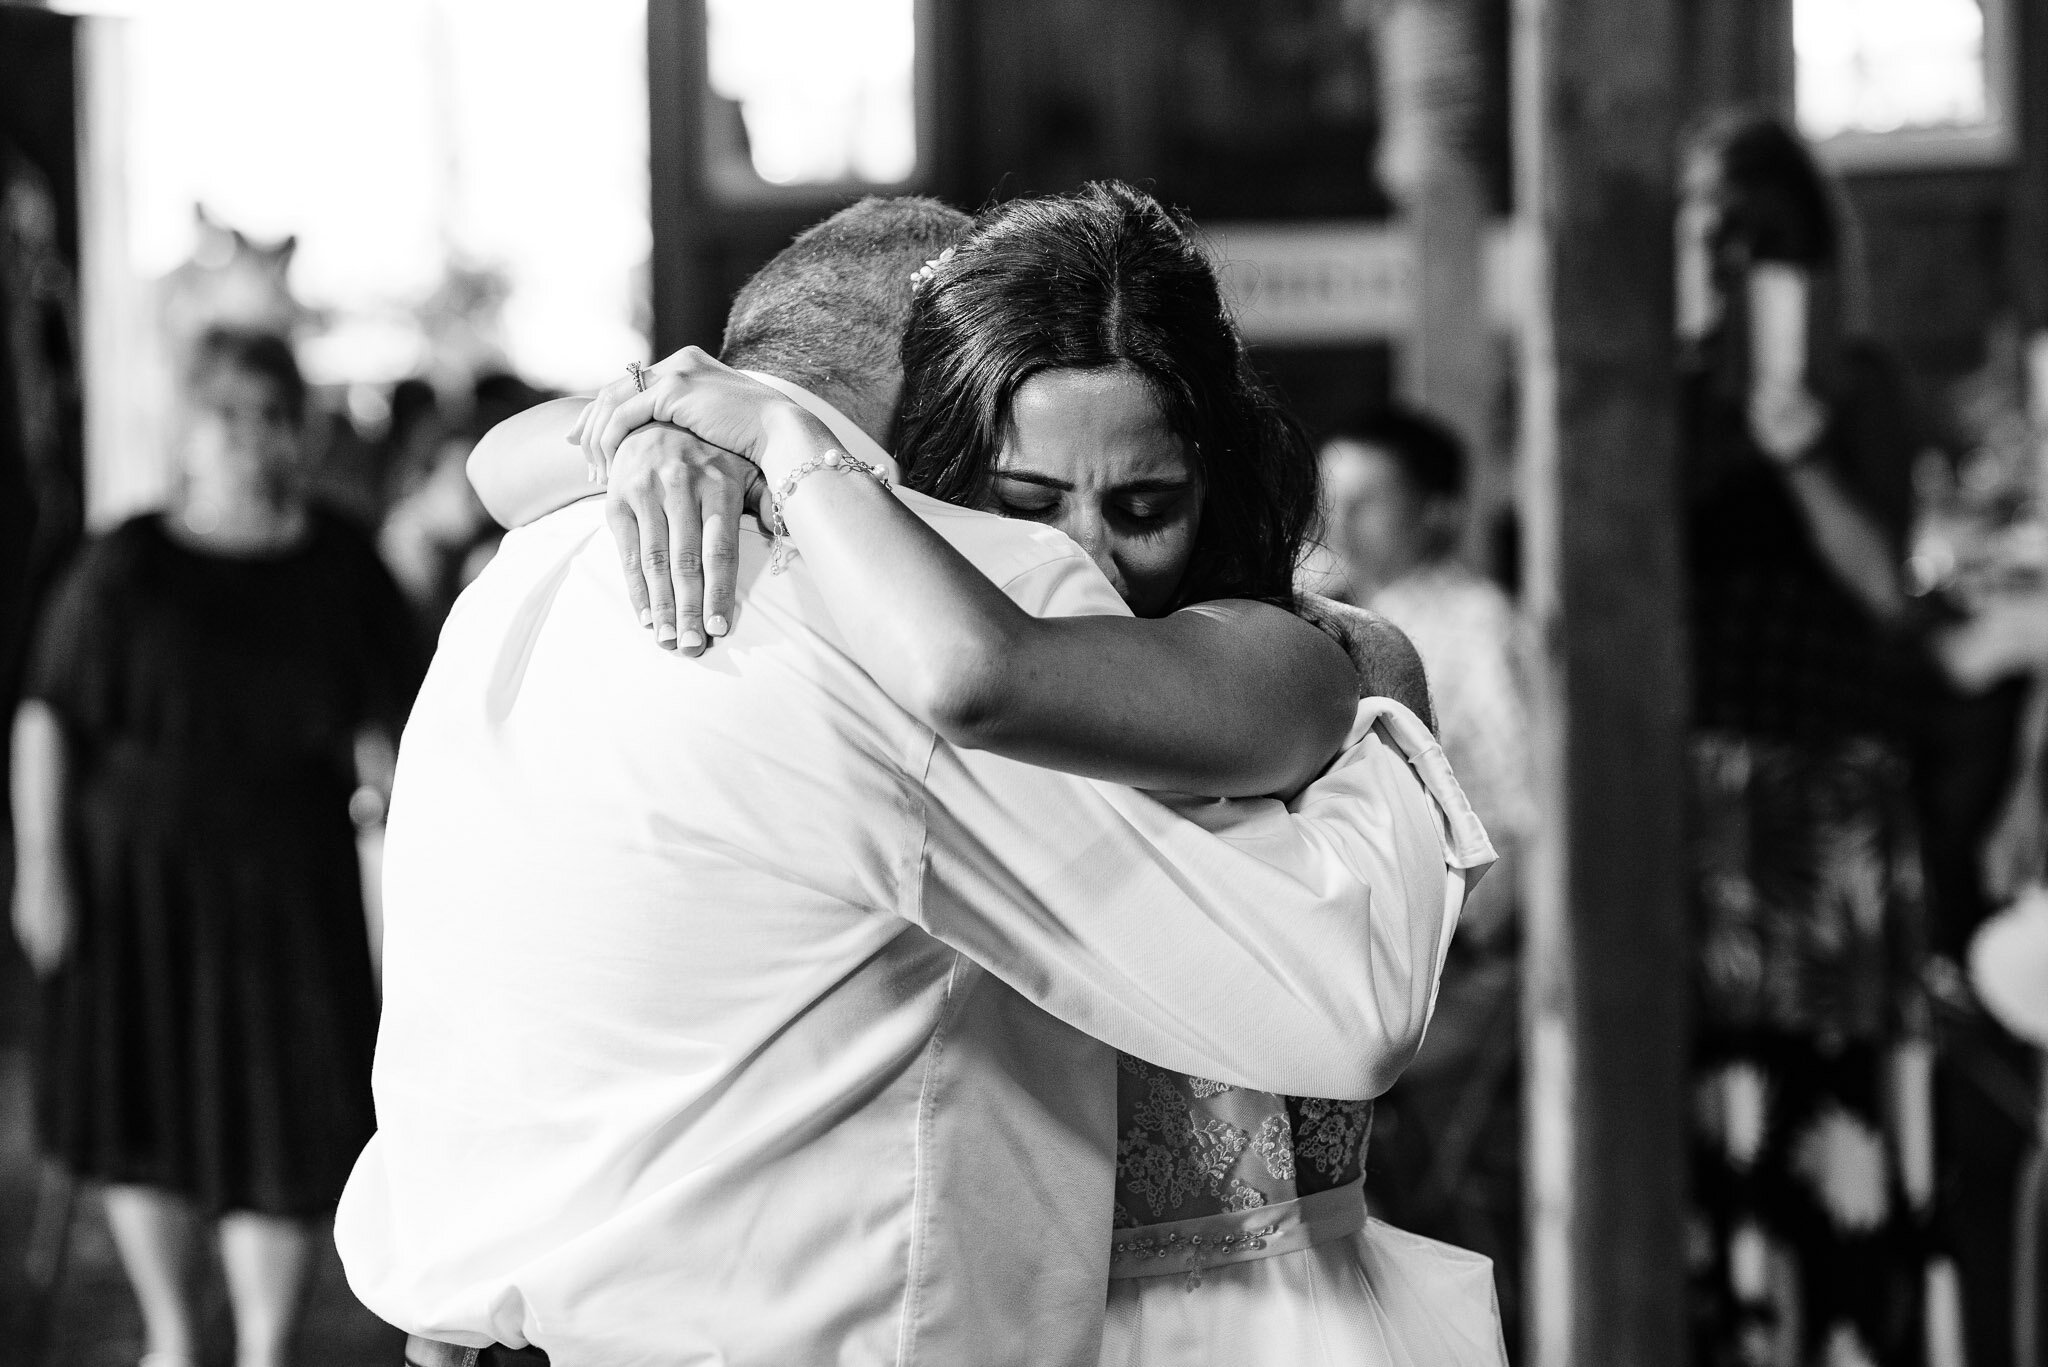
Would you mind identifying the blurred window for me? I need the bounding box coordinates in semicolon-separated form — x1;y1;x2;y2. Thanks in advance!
118;0;650;392
1795;0;2013;168
703;0;919;195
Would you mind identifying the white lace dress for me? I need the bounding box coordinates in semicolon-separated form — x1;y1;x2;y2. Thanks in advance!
1098;701;1509;1367
1098;1057;1508;1367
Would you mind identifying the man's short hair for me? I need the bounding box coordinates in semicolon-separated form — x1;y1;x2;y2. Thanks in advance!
1327;405;1468;502
721;196;971;401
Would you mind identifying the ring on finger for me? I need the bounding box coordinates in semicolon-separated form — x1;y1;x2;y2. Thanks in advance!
626;360;649;392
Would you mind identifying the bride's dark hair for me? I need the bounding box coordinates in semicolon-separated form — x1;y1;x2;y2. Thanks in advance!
892;181;1316;610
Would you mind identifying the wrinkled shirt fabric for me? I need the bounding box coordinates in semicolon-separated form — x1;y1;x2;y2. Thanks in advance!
337;379;1486;1367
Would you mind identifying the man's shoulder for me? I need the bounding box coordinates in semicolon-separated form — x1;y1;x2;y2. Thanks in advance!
898;488;1116;611
487;497;608;573
424;497;610;643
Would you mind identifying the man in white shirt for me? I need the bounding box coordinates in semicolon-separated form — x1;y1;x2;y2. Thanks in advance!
336;197;1490;1367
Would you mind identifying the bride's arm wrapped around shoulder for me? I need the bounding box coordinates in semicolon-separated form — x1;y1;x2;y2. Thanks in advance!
562;349;1431;798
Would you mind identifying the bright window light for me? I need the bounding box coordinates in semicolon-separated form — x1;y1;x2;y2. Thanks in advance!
705;0;916;187
122;0;649;391
1795;0;1990;140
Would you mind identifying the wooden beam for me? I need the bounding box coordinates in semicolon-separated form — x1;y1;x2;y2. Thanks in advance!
1682;0;1794;119
1407;174;1496;562
647;0;718;356
2009;0;2048;330
1513;0;1690;1360
1378;0;1497;551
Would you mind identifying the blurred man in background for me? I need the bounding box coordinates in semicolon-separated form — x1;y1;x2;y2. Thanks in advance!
1314;405;1535;1349
1317;406;1536;935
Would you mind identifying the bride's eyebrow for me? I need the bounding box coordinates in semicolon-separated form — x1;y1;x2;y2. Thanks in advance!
994;471;1074;491
995;472;1196;495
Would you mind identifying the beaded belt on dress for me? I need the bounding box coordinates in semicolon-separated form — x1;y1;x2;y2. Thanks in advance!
403;1334;549;1367
1107;1175;1367;1288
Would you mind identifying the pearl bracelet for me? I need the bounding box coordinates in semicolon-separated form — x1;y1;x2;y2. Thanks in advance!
766;447;893;572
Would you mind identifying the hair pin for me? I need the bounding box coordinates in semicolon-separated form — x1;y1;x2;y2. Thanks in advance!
909;245;958;287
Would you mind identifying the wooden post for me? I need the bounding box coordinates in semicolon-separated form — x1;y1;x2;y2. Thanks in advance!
1377;0;1495;536
647;0;717;357
1682;0;1795;119
1513;0;1690;1360
2009;0;2048;333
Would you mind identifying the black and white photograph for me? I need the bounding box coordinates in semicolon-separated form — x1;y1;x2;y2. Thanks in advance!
3;2;2048;1365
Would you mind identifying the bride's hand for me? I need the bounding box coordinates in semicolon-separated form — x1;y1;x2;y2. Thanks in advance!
568;346;807;482
605;422;767;654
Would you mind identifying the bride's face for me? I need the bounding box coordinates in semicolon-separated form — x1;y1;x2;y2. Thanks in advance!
991;366;1203;618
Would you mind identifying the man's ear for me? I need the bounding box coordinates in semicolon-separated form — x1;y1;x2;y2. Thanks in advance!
1295;596;1439;735
1363;620;1438;737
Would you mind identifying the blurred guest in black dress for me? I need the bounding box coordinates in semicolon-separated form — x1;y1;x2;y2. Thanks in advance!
1677;113;1952;1367
9;328;419;1367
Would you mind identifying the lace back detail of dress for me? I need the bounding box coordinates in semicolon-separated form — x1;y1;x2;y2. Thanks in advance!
1111;1053;1373;1228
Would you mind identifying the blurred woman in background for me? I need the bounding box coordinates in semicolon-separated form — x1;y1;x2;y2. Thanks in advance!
1677;112;1947;1367
10;328;419;1367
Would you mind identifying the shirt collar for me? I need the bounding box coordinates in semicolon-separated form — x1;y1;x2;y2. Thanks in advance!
740;371;902;482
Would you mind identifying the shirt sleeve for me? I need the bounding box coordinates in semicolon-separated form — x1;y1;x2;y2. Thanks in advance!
904;550;1495;1101
992;546;1132;618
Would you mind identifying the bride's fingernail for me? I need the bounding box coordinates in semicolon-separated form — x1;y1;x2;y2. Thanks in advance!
679;629;704;652
706;614;729;636
655;621;677;646
638;608;653;628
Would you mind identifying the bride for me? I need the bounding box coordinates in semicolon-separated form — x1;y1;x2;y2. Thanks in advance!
477;180;1508;1366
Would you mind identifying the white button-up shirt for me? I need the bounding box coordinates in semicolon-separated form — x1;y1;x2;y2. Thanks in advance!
336;379;1492;1367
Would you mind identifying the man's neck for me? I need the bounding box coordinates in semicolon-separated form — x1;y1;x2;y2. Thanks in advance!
773;375;896;450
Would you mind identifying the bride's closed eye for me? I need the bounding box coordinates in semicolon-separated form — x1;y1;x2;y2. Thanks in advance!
1114;490;1194;531
995;484;1063;519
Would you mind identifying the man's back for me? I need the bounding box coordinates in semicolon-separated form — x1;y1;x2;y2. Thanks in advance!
341;393;1481;1367
340;493;1111;1365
